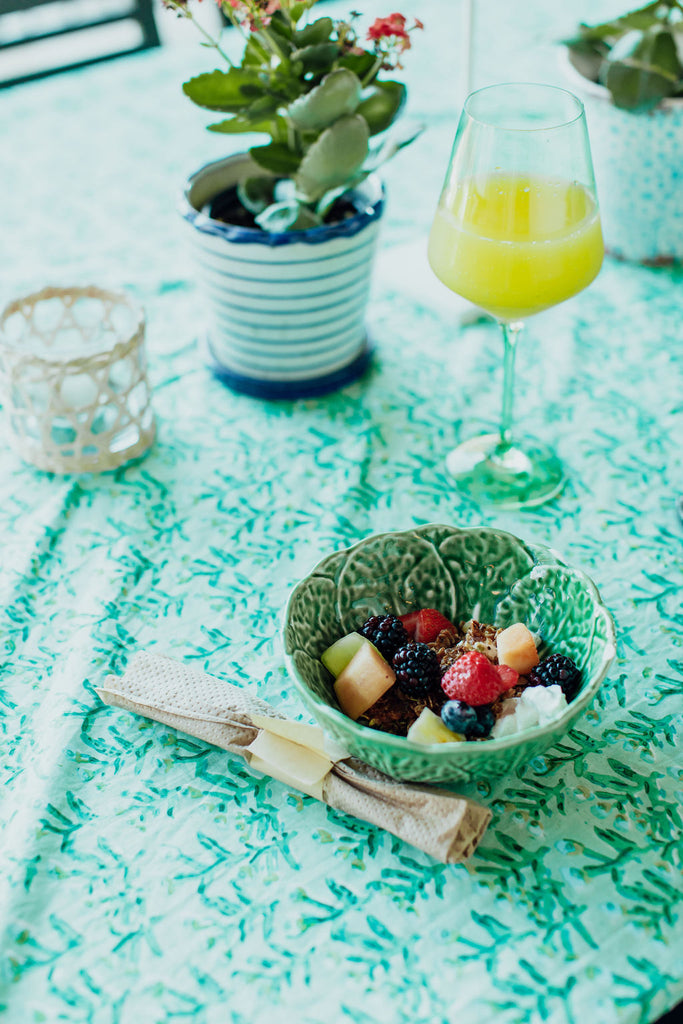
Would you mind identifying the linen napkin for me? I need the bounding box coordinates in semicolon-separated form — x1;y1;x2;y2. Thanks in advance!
97;652;491;863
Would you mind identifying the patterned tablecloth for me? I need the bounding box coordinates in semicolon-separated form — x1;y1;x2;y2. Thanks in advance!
1;1;681;1021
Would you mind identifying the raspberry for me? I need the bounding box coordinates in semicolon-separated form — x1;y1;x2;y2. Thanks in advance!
360;614;408;661
393;642;441;697
529;654;581;702
441;651;509;706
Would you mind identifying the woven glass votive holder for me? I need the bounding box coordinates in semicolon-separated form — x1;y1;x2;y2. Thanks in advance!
0;286;155;473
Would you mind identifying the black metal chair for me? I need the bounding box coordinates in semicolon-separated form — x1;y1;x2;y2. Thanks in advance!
0;0;160;88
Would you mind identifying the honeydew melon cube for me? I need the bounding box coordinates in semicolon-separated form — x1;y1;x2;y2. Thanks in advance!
407;708;464;745
496;622;540;675
321;632;365;678
334;641;395;720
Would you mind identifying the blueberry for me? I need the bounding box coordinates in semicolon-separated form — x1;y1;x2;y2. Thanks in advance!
441;700;478;737
474;704;495;738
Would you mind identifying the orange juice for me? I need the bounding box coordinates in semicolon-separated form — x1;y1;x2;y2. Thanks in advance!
428;174;603;320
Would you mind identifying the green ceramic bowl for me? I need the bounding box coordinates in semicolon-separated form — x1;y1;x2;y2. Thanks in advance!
283;524;616;784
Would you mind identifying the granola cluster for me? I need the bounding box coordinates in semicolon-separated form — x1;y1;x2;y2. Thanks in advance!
428;620;500;671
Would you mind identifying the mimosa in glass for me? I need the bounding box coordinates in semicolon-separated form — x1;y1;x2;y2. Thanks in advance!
428;84;603;507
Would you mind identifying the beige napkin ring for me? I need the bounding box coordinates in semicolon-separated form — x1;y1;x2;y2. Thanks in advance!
0;286;155;473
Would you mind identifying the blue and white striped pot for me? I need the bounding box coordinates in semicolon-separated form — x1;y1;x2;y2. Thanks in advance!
180;154;384;399
563;52;683;265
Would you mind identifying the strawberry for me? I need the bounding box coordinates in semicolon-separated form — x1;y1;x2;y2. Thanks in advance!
441;651;511;706
414;608;456;644
496;663;520;691
398;611;420;638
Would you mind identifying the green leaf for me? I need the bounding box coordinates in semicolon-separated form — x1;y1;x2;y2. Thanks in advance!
182;69;263;112
237;177;276;215
338;51;378;81
243;95;282;118
294;17;334;47
208;116;274;135
250;142;302;175
603;28;681;108
316;185;351;220
604;62;678;108
242;35;270;67
290;43;339;74
643;27;682;77
356;80;406;135
564;38;609;83
289;3;307;23
295;115;369;200
268;9;294;41
239;83;266;98
619;10;668;31
574;2;665;44
364;123;424;172
287;67;362;131
255;201;322;232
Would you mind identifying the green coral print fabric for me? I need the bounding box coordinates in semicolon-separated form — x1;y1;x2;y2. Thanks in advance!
0;1;681;1022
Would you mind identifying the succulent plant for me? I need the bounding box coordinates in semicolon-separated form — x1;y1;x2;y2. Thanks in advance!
164;1;423;230
564;0;683;110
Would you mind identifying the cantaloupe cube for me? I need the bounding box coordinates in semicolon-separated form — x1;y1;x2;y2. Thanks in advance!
496;623;539;675
334;641;395;720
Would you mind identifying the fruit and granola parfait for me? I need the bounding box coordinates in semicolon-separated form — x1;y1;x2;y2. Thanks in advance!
320;608;582;744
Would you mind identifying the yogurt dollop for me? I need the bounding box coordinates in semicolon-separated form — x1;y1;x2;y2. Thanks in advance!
490;684;568;738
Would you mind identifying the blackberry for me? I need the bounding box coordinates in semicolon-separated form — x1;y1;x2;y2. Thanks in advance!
392;642;441;697
529;654;581;702
442;700;495;738
360;614;409;661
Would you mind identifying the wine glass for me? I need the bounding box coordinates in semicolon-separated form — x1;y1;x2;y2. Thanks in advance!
428;83;603;508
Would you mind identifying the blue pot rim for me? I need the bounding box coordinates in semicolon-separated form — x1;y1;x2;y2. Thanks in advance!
180;157;385;247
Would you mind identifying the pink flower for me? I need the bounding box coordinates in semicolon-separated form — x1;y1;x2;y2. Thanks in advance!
367;12;422;52
367;13;409;43
223;0;281;29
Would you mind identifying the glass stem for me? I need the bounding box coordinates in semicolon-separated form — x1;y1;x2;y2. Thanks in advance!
500;320;523;448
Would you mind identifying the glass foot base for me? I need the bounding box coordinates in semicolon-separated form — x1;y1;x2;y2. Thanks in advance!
446;433;565;509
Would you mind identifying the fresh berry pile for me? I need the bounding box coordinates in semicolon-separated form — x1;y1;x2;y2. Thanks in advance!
322;606;582;743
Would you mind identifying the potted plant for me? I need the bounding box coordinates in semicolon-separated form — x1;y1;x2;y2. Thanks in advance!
563;0;683;264
163;0;422;398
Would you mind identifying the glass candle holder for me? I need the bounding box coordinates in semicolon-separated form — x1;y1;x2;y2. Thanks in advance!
0;286;155;473
0;286;154;473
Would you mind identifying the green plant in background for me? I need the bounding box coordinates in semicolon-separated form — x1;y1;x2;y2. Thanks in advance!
164;1;423;230
564;0;683;110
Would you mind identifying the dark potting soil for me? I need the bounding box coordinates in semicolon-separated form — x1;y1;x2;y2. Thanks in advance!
203;185;363;230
